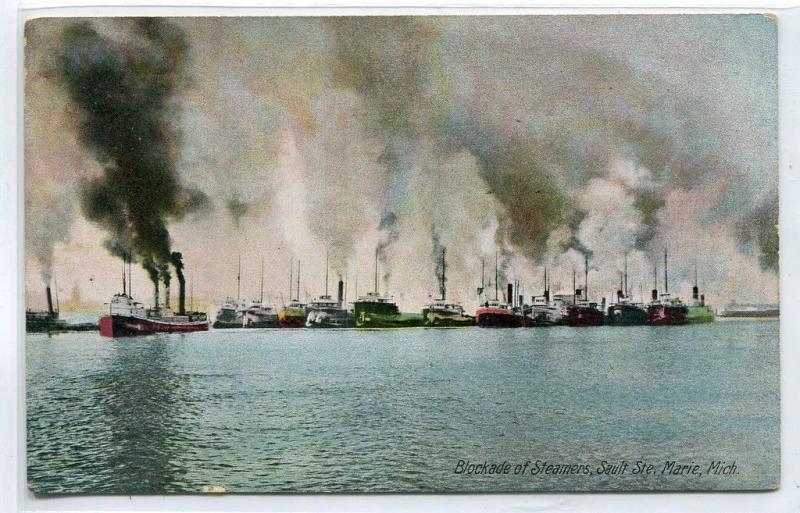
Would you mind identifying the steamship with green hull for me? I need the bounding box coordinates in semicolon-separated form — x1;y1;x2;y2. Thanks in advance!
353;292;423;328
686;268;714;324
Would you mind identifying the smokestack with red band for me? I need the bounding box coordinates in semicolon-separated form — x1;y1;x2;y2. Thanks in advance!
45;286;54;316
338;279;344;306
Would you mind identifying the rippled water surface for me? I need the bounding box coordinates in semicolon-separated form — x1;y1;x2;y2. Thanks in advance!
26;321;779;493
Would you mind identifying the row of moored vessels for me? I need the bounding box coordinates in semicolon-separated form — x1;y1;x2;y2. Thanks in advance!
96;248;714;337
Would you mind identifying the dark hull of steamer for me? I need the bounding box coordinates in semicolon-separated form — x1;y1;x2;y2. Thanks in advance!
646;305;688;326
605;304;647;326
475;308;523;328
565;306;605;327
99;314;209;337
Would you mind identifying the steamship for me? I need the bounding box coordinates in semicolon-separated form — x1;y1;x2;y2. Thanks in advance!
564;256;604;327
606;256;647;326
98;261;208;337
524;269;564;326
685;267;715;324
421;249;474;327
645;248;688;326
278;260;306;328
306;252;353;328
242;258;278;327
213;256;246;329
26;284;69;333
475;255;523;328
353;250;423;328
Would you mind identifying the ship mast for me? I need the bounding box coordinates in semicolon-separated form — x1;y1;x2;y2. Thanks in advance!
122;257;127;296
260;257;264;303
288;260;293;302
296;260;301;302
374;247;379;295
190;273;194;312
237;255;241;302
494;251;499;301
325;249;329;296
664;247;669;294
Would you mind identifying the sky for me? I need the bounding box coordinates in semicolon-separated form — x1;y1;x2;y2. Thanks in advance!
24;15;778;312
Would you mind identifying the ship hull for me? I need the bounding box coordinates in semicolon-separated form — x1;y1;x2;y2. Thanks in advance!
686;305;715;324
99;314;208;337
244;312;278;328
421;308;474;327
565;306;605;327
306;308;353;328
646;305;688;326
212;320;244;329
525;308;563;327
475;308;523;328
355;312;424;329
605;305;647;326
278;308;306;328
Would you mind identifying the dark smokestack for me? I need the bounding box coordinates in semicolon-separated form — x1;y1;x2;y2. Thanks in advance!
701;294;705;306
575;288;582;300
171;252;186;315
338;279;344;305
693;264;699;301
507;283;513;306
651;288;658;301
544;289;550;302
45;286;54;316
153;280;159;309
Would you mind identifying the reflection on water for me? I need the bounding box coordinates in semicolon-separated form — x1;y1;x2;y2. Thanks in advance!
27;323;779;493
90;337;190;493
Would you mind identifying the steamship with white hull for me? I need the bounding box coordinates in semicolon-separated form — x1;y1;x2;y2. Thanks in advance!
242;258;278;328
213;256;247;329
524;268;564;326
98;260;208;337
306;252;353;328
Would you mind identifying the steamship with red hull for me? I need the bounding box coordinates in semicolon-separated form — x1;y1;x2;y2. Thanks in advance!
98;259;208;337
564;256;604;327
99;293;208;337
475;258;523;328
645;248;688;326
475;300;523;327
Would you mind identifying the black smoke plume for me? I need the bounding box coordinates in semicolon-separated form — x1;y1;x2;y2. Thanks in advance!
431;225;446;298
56;19;209;285
376;212;399;288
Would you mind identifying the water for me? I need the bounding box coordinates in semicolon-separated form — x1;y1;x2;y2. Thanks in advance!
26;321;779;493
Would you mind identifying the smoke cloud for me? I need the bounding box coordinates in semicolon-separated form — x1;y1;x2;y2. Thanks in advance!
26;15;778;310
56;19;209;285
